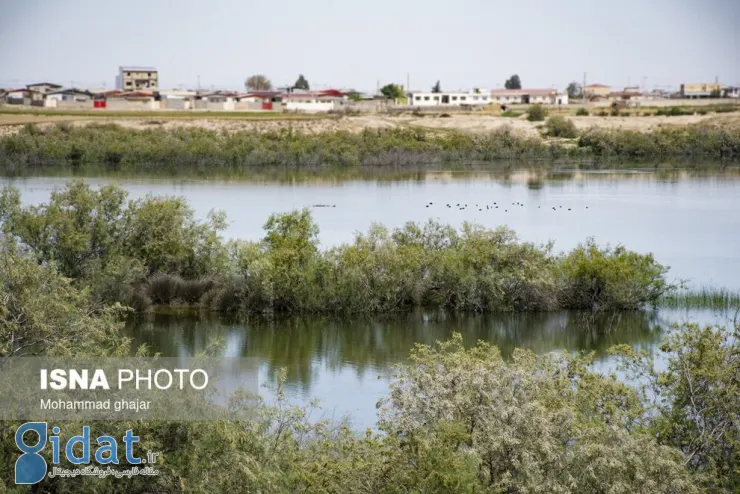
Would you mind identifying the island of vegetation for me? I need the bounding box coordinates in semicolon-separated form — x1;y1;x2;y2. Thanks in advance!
0;181;677;315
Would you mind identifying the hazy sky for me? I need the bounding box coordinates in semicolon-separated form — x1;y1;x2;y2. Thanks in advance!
1;0;738;92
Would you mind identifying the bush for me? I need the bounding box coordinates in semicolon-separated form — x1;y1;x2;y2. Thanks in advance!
558;239;671;311
501;110;522;118
527;104;548;121
544;116;578;138
146;273;184;305
576;107;589;116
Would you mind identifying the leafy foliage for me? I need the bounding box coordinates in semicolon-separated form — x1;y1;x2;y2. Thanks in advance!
544;115;579;138
0;237;131;357
293;74;309;90
567;81;582;98
380;83;405;100
527;103;548;122
504;74;522;90
431;80;441;93
245;74;272;91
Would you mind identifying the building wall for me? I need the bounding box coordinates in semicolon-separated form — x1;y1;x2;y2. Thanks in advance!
284;100;337;112
410;92;491;106
681;83;721;97
105;99;160;110
584;86;611;97
119;70;159;90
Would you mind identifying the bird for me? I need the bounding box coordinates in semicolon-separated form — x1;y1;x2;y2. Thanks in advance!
568;208;571;211
538;206;541;208
552;207;556;211
586;206;589;209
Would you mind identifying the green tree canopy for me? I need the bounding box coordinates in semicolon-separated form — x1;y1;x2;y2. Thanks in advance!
505;74;522;90
431;80;441;93
294;74;309;90
567;81;582;98
245;74;273;91
380;83;405;100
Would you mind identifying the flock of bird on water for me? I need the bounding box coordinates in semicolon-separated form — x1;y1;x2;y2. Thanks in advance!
425;202;588;212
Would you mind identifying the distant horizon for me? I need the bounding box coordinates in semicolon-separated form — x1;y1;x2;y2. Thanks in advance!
1;0;738;93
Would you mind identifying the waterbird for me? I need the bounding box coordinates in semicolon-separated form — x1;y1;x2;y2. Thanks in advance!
568;208;571;211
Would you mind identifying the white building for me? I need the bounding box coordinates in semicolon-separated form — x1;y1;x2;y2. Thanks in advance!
409;89;491;107
490;89;568;105
283;93;343;112
725;86;740;99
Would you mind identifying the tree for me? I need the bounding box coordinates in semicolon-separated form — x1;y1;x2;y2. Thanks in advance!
431;80;441;93
379;83;405;100
504;74;522;90
245;74;273;91
0;236;130;358
294;74;309;90
567;81;582;98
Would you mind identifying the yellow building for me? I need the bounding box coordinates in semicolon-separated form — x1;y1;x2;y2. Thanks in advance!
583;84;611;98
680;83;721;98
117;66;158;91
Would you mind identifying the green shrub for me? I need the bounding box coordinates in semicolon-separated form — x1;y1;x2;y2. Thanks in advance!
576;107;589;116
146;273;184;305
501;110;522;117
527;104;548;121
558;239;671;311
544;116;578;138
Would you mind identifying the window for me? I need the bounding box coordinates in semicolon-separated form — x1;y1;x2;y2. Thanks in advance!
482;96;488;101
452;96;458;101
147;73;151;77
416;95;422;100
424;96;430;101
433;96;439;101
460;96;466;101
472;96;479;101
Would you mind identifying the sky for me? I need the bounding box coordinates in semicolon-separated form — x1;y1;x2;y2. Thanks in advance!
1;0;738;93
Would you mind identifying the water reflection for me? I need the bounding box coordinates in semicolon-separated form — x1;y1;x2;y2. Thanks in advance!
127;310;673;390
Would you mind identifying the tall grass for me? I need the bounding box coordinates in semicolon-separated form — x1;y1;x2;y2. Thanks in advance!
659;287;740;311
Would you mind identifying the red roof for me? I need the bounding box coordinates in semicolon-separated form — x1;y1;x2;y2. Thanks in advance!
585;84;610;88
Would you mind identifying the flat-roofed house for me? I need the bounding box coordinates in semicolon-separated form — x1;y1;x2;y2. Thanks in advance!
680;83;721;98
26;82;63;94
116;66;159;91
583;84;611;98
409;88;492;107
490;89;568;105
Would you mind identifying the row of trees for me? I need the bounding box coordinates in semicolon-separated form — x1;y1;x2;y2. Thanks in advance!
244;74;573;99
244;74;310;91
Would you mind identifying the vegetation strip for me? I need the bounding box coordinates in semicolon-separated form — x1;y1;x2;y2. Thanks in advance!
0;123;739;174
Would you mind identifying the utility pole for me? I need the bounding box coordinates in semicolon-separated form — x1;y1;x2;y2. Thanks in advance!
582;72;587;105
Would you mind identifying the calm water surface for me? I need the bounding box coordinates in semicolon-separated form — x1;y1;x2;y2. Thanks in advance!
2;169;738;428
126;308;734;429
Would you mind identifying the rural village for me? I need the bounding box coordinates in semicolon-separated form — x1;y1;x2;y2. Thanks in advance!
2;65;740;114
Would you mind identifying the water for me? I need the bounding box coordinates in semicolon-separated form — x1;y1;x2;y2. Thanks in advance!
125;308;734;429
2;169;739;428
2;170;739;289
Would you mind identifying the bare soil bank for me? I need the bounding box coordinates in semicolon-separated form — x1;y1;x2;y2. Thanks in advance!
1;111;739;139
